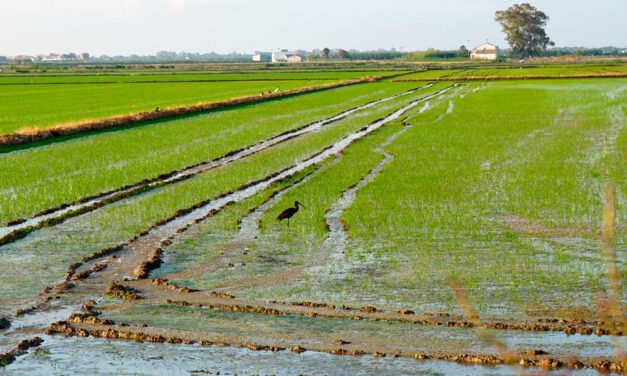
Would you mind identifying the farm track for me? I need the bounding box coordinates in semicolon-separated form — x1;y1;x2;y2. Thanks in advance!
0;84;431;247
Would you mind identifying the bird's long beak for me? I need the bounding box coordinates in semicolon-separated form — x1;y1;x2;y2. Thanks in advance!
299;203;306;208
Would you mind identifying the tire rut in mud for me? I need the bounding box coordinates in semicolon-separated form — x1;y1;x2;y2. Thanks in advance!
0;85;432;247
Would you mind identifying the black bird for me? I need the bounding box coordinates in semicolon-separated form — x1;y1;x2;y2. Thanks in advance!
277;201;305;227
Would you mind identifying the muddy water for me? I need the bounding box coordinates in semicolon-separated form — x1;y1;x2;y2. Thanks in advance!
0;85;432;244
3;335;607;376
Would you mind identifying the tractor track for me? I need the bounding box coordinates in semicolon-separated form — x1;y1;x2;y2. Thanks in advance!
162;157;342;282
1;84;457;367
211;83;479;295
4;83;624;373
4;84;456;334
0;84;433;248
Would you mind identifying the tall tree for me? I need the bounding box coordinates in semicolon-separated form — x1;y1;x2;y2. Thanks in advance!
321;47;330;59
495;3;554;57
337;49;350;59
458;45;469;58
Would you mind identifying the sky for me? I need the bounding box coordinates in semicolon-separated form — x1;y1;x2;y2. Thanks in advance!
1;0;625;56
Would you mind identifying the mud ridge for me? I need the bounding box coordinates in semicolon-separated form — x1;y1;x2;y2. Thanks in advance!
151;278;195;294
0;85;431;247
45;320;626;373
158;295;624;337
105;282;143;301
0;337;43;367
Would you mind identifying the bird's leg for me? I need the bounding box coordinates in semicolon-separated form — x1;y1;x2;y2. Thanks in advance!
287;218;290;228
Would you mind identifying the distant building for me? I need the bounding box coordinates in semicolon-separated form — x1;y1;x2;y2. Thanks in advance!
271;49;288;63
77;52;90;60
287;54;303;63
14;55;36;63
271;49;304;63
470;43;500;60
42;53;63;62
252;52;271;62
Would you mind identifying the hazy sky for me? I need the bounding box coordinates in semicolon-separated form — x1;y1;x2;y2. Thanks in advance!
1;0;625;56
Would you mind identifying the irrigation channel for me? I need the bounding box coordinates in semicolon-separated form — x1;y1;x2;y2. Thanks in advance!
3;82;624;375
0;84;432;246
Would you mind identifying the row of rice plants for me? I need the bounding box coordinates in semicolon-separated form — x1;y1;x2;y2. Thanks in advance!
0;84;444;302
0;80;332;134
333;79;624;317
0;82;424;224
0;71;399;85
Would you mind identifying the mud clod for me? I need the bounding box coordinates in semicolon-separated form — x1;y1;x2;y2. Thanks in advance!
67;313;114;326
210;292;235;300
396;309;415;315
0;317;10;330
290;346;307;354
1;336;44;367
105;282;143;301
151;278;193;293
521;349;548;356
133;248;163;279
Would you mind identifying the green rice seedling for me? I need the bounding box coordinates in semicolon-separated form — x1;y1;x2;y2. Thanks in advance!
0;82;425;225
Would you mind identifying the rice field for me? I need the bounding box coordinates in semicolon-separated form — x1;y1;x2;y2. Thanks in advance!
0;65;624;375
399;63;627;80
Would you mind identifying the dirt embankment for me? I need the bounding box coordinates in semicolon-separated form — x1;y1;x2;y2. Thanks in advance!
45;314;625;373
0;77;382;147
156;293;623;337
0;337;43;367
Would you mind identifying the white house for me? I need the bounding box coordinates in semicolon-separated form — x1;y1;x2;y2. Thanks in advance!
287;55;303;63
470;43;500;60
252;52;271;62
271;49;304;63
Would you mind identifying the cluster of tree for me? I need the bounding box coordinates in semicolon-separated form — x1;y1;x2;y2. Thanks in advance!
495;3;553;57
316;48;351;60
543;47;626;57
153;51;251;62
401;46;469;61
316;48;403;60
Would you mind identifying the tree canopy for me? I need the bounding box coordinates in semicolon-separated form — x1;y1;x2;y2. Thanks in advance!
495;3;554;57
